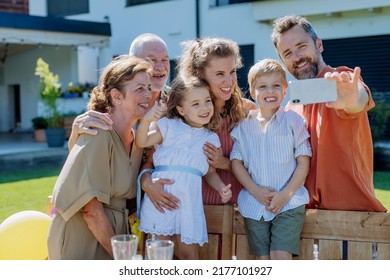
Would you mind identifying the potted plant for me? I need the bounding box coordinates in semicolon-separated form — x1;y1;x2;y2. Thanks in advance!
67;82;95;99
35;58;66;147
31;117;48;142
64;82;81;98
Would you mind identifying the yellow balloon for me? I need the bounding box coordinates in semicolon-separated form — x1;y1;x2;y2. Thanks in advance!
0;210;51;260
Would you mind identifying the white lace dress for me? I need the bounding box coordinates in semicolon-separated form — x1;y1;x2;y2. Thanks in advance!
139;118;220;245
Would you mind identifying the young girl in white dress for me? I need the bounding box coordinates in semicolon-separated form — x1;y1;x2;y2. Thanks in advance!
135;77;232;260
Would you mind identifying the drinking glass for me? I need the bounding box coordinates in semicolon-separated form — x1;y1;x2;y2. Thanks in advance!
145;239;174;260
111;234;138;260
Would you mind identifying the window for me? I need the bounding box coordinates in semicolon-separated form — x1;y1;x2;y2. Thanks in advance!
126;0;171;7
323;35;390;93
237;44;254;99
323;35;390;142
168;59;177;85
47;0;89;17
0;0;28;14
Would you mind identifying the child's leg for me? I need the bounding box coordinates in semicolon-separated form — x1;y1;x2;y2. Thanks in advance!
270;250;292;260
174;235;200;260
244;217;271;259
255;255;270;260
269;205;305;260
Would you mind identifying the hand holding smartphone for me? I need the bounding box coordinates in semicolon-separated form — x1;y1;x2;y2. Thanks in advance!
289;78;337;105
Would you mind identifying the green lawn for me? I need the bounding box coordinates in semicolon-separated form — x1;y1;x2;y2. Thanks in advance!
0;167;389;224
373;171;390;210
0;167;61;223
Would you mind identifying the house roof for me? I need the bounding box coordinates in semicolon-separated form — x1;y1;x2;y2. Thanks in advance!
0;12;111;59
0;12;111;36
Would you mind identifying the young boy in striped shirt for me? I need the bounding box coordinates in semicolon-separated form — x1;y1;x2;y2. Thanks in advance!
230;58;312;260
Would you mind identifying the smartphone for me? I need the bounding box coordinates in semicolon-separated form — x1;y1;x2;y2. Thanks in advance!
288;78;337;105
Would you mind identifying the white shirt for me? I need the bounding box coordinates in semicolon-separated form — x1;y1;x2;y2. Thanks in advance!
230;107;312;221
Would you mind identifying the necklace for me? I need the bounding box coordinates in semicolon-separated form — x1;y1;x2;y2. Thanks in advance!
220;108;228;118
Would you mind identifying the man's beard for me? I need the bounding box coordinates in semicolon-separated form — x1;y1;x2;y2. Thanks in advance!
292;57;319;80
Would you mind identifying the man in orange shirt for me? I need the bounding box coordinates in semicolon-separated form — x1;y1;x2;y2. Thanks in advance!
271;15;386;212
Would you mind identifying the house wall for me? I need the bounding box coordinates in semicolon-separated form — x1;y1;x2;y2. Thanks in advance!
1;45;77;131
62;0;197;61
28;0;46;16
64;0;390;85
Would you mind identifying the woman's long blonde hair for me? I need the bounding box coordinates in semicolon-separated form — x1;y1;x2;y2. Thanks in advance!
176;37;246;131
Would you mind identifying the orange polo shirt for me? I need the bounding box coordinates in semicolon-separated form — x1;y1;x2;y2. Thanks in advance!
294;66;386;212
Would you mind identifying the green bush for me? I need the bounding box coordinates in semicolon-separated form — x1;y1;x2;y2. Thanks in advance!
369;98;390;143
31;117;48;130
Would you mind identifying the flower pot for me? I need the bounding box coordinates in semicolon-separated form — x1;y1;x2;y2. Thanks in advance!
45;128;66;148
34;129;46;142
63;116;76;140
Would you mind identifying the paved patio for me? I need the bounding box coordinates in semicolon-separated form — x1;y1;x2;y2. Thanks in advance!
0;132;68;172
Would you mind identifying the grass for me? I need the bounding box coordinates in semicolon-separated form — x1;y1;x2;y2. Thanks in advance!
0;167;389;224
0;167;61;223
373;171;390;209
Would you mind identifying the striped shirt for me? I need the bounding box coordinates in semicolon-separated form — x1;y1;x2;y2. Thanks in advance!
230;106;312;221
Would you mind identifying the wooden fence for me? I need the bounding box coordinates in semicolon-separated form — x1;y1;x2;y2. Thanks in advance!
47;197;390;259
201;205;390;260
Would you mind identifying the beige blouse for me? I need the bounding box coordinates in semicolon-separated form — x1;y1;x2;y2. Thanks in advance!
48;128;143;259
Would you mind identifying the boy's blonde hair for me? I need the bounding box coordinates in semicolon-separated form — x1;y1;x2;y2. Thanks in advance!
247;58;287;98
